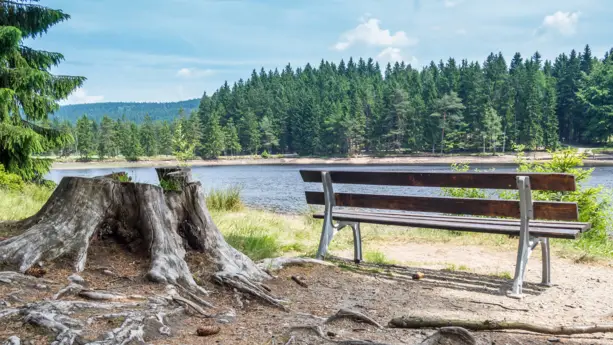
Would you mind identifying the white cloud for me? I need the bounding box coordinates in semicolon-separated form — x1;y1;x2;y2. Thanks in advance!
61;88;104;105
541;11;580;36
176;68;215;78
376;47;418;66
334;18;417;51
444;0;463;8
455;28;467;35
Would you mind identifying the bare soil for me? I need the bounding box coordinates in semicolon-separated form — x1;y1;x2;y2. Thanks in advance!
2;240;613;345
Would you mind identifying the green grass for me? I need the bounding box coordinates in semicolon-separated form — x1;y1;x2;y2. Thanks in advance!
443;263;471;272
364;250;394;264
0;184;53;222
489;270;513;279
3;183;612;266
206;186;244;212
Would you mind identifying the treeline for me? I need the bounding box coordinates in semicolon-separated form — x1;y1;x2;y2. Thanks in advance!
54;45;613;160
49;110;213;160
192;44;612;157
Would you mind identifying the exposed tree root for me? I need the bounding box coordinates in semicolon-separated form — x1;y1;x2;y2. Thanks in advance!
213;272;288;311
0;285;208;345
389;316;613;335
418;327;476;345
258;257;333;271
326;308;383;329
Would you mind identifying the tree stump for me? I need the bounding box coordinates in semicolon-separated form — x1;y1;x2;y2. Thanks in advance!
0;167;282;307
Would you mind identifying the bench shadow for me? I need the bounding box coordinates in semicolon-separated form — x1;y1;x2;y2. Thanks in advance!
328;256;547;297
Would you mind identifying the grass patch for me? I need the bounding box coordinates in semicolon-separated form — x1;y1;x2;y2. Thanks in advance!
443;263;471;272
0;184;53;223
206;186;244;212
225;227;280;261
489;270;513;279
364;250;394;264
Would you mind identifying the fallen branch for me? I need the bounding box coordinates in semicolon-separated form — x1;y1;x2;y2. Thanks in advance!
291;276;308;288
326;309;383;329
389;316;613;335
467;300;529;312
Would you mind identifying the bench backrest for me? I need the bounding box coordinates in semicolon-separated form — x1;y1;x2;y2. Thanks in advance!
300;170;579;221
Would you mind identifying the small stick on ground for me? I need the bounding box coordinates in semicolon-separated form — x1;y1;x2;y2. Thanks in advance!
389;316;613;335
326;308;383;329
467;300;529;312
291;276;308;288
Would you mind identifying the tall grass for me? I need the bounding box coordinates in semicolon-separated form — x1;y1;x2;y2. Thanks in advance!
0;184;53;222
206;186;244;212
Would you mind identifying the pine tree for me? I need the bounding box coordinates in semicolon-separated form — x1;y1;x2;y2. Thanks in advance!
185;111;203;155
97;115;117;160
482;106;503;154
156;121;173;156
201;108;224;159
259;115;278;153
223;118;241;156
0;0;85;179
140;114;157;157
577;58;613;144
76;115;95;160
430;92;465;153
172;120;195;161
239;110;260;154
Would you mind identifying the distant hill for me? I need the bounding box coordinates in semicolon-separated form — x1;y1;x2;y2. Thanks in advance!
52;98;200;123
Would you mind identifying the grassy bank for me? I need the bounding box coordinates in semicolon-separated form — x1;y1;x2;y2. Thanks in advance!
2;182;611;264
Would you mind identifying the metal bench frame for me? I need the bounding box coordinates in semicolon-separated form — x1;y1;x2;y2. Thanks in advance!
315;171;551;297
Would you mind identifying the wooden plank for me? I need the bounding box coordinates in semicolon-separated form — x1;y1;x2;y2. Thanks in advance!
329;211;591;232
299;170;576;191
311;212;579;239
304;192;579;221
316;211;590;232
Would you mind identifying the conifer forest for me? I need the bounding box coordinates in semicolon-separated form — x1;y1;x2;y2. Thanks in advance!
50;45;613;160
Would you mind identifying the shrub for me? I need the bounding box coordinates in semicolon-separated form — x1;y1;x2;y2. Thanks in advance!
442;149;613;257
261;150;271;159
0;164;24;191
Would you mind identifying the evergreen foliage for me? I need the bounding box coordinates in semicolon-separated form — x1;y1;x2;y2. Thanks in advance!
0;0;85;179
48;45;613;158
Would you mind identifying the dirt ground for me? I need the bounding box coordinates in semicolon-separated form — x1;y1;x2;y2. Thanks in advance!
1;241;613;345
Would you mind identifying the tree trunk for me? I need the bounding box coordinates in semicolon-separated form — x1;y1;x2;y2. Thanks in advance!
0;167;282;307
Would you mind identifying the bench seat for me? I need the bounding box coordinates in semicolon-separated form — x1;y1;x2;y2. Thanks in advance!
313;211;590;239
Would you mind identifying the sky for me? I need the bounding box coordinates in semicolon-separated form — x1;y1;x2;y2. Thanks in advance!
25;0;613;104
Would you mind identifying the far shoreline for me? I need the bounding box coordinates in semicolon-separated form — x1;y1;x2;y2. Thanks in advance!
50;153;613;170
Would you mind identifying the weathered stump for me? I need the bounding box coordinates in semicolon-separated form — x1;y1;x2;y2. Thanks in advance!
0;167;280;306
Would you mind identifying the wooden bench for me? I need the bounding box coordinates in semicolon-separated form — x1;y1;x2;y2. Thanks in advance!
300;170;591;297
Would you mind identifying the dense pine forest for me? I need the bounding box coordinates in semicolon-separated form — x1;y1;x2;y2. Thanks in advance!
51;45;613;160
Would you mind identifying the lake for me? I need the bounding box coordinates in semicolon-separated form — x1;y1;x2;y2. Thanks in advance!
46;165;613;214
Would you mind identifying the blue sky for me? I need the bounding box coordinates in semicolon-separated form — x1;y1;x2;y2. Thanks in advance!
25;0;613;104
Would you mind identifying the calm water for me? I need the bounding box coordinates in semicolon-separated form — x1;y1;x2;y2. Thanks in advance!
46;165;613;214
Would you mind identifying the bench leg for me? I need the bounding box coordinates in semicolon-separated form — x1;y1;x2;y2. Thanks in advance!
349;222;362;263
316;219;336;260
510;236;538;298
540;238;551;286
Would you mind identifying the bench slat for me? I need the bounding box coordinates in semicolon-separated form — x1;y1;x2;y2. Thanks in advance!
327;210;591;232
300;170;576;191
312;212;580;239
305;192;579;221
